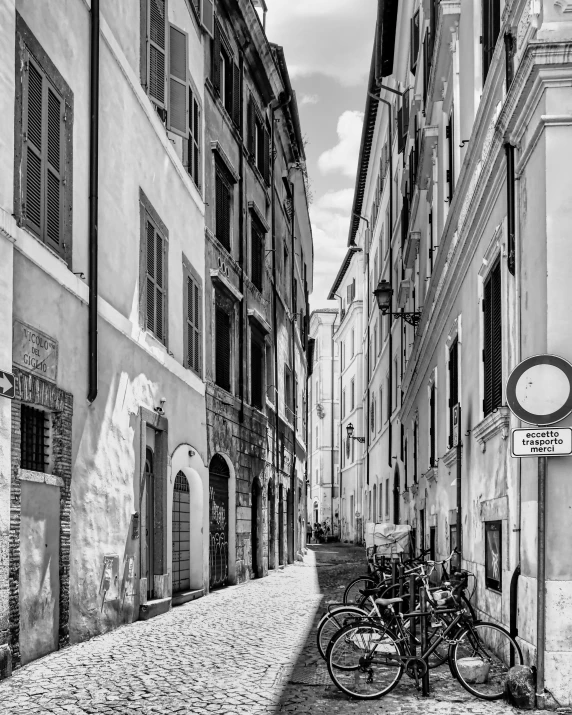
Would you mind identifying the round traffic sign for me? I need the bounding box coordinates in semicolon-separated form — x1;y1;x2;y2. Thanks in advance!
506;354;572;425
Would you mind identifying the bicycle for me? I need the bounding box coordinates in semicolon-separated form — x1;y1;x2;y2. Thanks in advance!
325;578;522;700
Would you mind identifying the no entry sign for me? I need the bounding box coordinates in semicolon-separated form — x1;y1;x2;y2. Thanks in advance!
511;427;572;457
506;354;572;426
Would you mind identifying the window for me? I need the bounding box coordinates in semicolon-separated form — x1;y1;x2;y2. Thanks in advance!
21;405;49;472
350;379;355;411
341;341;345;371
215;166;232;252
183;257;202;375
371;395;376;434
385;376;390;422
142;200;168;345
410;10;420;74
373;484;377;523
379;387;383;431
212;21;241;126
186;85;201;188
419;508;425;553
342;389;346;418
285;365;293;420
448;338;459;447
351;329;355;358
249;103;270;184
429;382;436;467
385;480;389;517
485;521;502;591
145;0;168;109
16;24;72;262
315;469;318;485
450;524;458;553
215;305;232;391
315;426;319;450
250;328;265;410
251;222;264;291
483;260;502;416
446;112;455;202
167;25;188;137
413;420;418;482
404;437;408;488
430;526;436;561
482;0;501;84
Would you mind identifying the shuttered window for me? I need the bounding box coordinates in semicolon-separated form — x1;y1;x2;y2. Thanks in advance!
483;260;502;416
184;261;201;375
145;218;167;343
248;97;270;184
168;24;188;137
186;86;201;188
448;339;459;447
21;53;65;255
410;10;420;74
212;20;240;128
251;330;264;410
251;223;264;291
215;168;232;252
284;365;293;420
148;0;167;107
215;306;231;391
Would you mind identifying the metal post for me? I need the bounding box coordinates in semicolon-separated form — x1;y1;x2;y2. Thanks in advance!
398;563;404;615
536;455;547;707
456;405;462;570
391;559;397;588
409;574;416;656
420;585;430;696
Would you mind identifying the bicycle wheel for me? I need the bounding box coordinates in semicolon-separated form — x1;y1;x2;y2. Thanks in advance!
317;606;367;660
326;623;404;699
343;576;377;606
450;621;523;700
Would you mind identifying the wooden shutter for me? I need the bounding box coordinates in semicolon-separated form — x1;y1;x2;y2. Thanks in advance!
247;97;255;155
168;25;188;137
201;0;214;38
251;335;264;409
251;225;263;291
215;306;231;391
232;62;241;128
148;0;167;107
215;170;231;251
212;19;221;92
146;219;166;343
187;87;201;188
263;127;270;185
483;261;502;415
46;87;63;252
186;272;201;374
23;57;44;236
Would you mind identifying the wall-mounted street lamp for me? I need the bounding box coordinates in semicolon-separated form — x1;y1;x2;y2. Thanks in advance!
373;279;422;327
346;422;365;444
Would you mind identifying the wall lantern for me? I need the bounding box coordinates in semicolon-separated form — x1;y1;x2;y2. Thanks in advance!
373;279;422;327
346;422;365;444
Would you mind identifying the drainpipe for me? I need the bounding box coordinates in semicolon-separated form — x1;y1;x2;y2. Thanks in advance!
87;0;100;403
537;456;547;704
289;170;296;559
330;313;337;535
238;52;245;423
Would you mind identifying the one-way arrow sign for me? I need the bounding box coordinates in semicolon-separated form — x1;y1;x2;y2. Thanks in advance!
0;371;15;399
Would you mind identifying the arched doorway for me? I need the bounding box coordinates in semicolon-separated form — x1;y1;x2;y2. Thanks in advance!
268;481;275;570
209;455;229;589
251;478;262;578
144;447;155;600
393;467;400;525
278;483;284;565
172;471;190;594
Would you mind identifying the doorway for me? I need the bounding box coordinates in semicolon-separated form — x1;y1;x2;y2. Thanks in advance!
251;478;262;578
209;454;229;589
144;446;155;599
287;488;294;563
172;471;190;594
268;481;275;570
393;467;400;525
278;483;284;566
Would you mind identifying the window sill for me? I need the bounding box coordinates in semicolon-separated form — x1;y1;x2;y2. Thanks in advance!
472;407;510;452
442;446;458;469
423;467;438;484
19;468;63;488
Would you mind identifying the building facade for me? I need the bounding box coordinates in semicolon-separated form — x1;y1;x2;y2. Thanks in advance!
0;0;312;679
333;0;572;704
308;310;339;534
203;0;312;586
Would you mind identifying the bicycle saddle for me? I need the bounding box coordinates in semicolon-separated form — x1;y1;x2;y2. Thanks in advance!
375;597;403;606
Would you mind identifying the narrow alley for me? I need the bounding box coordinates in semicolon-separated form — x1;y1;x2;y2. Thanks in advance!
0;545;537;715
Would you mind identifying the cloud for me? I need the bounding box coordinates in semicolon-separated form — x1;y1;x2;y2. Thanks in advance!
315;188;355;213
317;111;364;179
265;0;377;87
299;93;319;107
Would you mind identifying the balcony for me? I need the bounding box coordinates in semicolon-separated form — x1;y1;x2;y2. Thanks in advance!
403;231;421;269
417;125;439;191
425;0;461;120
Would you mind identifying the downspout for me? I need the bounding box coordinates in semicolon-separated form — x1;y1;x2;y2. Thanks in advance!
87;0;100;403
238;51;245;423
289;170;296;559
330;314;337;536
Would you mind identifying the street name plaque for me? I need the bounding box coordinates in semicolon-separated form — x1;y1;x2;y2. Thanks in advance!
511;427;572;457
13;319;58;383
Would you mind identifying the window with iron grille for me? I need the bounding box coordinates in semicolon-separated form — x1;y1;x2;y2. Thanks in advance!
183;257;201;375
483;260;502;416
485;521;502;591
251;222;264;291
21;405;49;472
215;167;232;252
215;305;232;391
448;338;459;447
250;328;265;410
16;18;73;264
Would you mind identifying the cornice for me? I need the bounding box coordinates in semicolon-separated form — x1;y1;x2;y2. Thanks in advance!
472;408;510;451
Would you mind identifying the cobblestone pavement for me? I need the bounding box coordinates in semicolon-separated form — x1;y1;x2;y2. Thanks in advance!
0;544;543;714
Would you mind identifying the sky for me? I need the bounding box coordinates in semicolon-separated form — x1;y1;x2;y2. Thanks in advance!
264;0;378;310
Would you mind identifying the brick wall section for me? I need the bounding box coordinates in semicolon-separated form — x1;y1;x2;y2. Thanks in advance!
8;368;73;668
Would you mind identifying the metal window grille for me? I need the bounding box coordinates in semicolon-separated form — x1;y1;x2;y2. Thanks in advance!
483;260;502;416
21;405;49;472
485;521;502;591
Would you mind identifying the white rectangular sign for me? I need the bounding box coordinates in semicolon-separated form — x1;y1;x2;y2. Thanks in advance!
511;428;572;457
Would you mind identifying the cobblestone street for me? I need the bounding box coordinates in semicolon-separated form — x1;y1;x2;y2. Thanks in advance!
0;544;540;715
